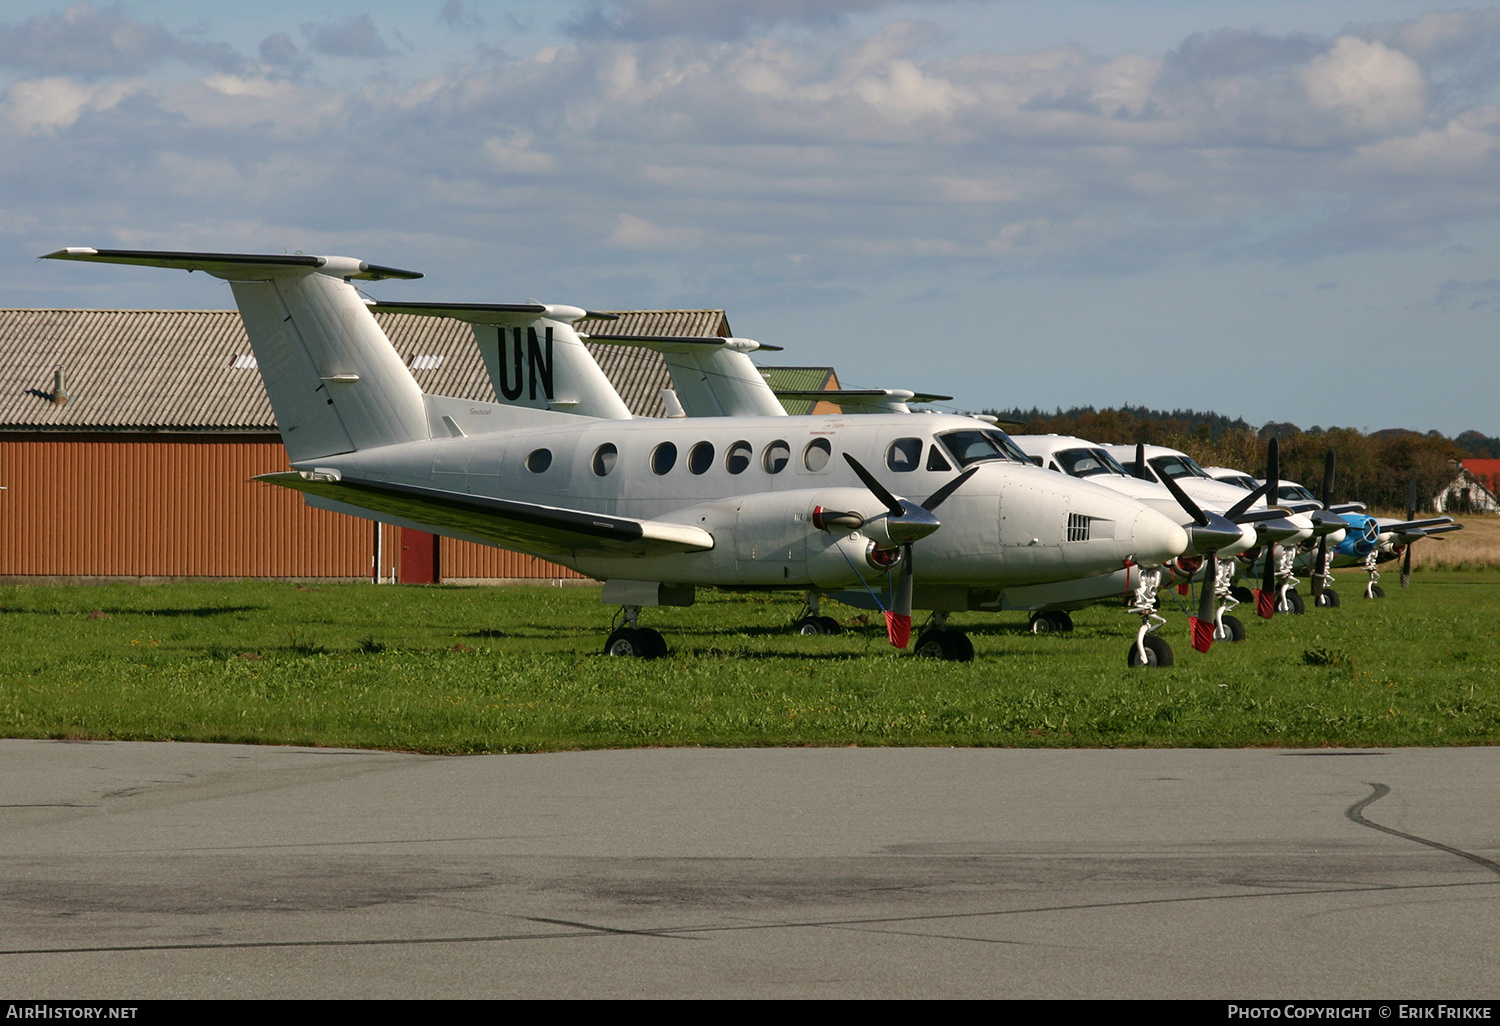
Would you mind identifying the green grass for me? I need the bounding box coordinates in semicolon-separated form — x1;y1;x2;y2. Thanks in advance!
0;572;1496;753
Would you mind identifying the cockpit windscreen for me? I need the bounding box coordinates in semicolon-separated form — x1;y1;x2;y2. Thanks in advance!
1056;448;1127;478
938;429;1029;468
1148;455;1211;481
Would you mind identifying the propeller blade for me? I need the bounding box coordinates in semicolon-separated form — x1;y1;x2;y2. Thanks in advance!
1224;484;1272;521
1322;448;1335;506
885;544;914;648
921;466;979;513
1157;468;1209;527
1134;442;1152;481
1190;551;1218;653
1255;542;1277;619
1265;437;1280;508
842;453;905;519
1403;478;1417;589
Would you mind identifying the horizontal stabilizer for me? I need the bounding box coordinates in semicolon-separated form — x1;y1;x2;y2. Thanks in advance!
583;333;783;353
773;388;953;403
43;247;421;280
369;301;616;325
259;472;715;557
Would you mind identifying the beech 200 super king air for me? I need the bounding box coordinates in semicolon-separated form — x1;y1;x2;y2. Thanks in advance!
46;247;1191;660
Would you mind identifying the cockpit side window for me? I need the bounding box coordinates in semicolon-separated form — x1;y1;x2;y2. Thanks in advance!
926;445;951;472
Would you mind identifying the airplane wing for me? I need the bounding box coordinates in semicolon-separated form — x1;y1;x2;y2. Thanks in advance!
258;472;715;557
773;388;953;414
44;247;422;281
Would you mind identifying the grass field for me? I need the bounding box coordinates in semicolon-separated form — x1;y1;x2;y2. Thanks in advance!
1;565;1496;754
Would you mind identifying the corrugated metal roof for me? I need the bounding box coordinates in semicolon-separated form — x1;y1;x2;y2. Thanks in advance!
0;308;732;430
758;366;838;415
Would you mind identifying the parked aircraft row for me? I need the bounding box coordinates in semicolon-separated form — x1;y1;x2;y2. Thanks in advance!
45;247;1455;666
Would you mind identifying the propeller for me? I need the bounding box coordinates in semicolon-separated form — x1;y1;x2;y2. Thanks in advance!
1403;478;1416;588
842;454;977;648
1253;437;1280;620
1312;448;1335;603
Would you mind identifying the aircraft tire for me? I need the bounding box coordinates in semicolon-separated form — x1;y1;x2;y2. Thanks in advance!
604;627;659;658
1127;634;1174;668
795;615;826;636
1051;611;1074;632
913;629;974;662
1214;614;1246;643
1367;585;1386;599
1029;612;1055;635
817;616;843;635
1279;590;1306;615
1315;589;1340;608
1231;585;1255;604
637;627;668;658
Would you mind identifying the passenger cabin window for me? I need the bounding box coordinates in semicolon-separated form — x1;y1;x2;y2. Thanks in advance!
926;446;951;472
525;448;552;473
651;441;678;475
803;437;832;472
591;443;617;477
725;441;752;474
886;437;922;472
763;440;790;474
688;441;714;475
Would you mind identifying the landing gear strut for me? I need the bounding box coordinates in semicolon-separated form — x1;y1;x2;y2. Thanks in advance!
913;611;974;662
603;605;668;658
1276;546;1305;615
793;592;842;636
1126;566;1173;667
1211;558;1245;643
1362;552;1385;599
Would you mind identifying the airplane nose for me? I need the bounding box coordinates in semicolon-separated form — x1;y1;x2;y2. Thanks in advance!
1131;507;1189;565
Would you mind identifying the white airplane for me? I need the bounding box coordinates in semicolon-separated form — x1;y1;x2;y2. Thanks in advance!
393;301;1274;666
46;247;1193;662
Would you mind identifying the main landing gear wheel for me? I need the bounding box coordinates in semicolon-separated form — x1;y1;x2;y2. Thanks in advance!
1231;585;1255;605
1315;589;1340;608
1029;610;1074;634
1366;585;1386;599
604;626;666;658
1278;589;1306;615
912;629;974;662
794;615;844;636
1127;634;1174;668
1214;614;1246;643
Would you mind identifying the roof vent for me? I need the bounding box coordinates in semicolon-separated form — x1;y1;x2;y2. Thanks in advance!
51;364;68;406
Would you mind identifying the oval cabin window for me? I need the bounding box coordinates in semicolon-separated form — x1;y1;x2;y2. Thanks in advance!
591;443;618;477
725;441;752;475
525;448;552;473
762;440;790;474
803;437;832;472
651;441;678;475
688;441;714;475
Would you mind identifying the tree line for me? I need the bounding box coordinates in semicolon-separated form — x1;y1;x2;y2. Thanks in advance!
986;405;1486;513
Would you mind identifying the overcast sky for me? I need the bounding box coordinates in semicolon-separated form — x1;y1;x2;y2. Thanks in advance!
5;1;1499;437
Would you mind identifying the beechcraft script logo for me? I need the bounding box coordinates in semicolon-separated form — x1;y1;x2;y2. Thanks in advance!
497;326;555;401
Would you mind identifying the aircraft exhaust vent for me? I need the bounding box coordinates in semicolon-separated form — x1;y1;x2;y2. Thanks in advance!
1066;512;1090;542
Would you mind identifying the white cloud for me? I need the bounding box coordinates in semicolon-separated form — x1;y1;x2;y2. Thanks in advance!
1302;36;1426;135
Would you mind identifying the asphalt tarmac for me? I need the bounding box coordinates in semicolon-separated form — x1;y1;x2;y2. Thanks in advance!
1;740;1497;999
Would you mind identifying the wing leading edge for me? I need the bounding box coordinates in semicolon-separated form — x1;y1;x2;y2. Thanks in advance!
259;473;715;557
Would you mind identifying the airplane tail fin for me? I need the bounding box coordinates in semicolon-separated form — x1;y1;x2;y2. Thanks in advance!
370;301;633;420
44;248;431;462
